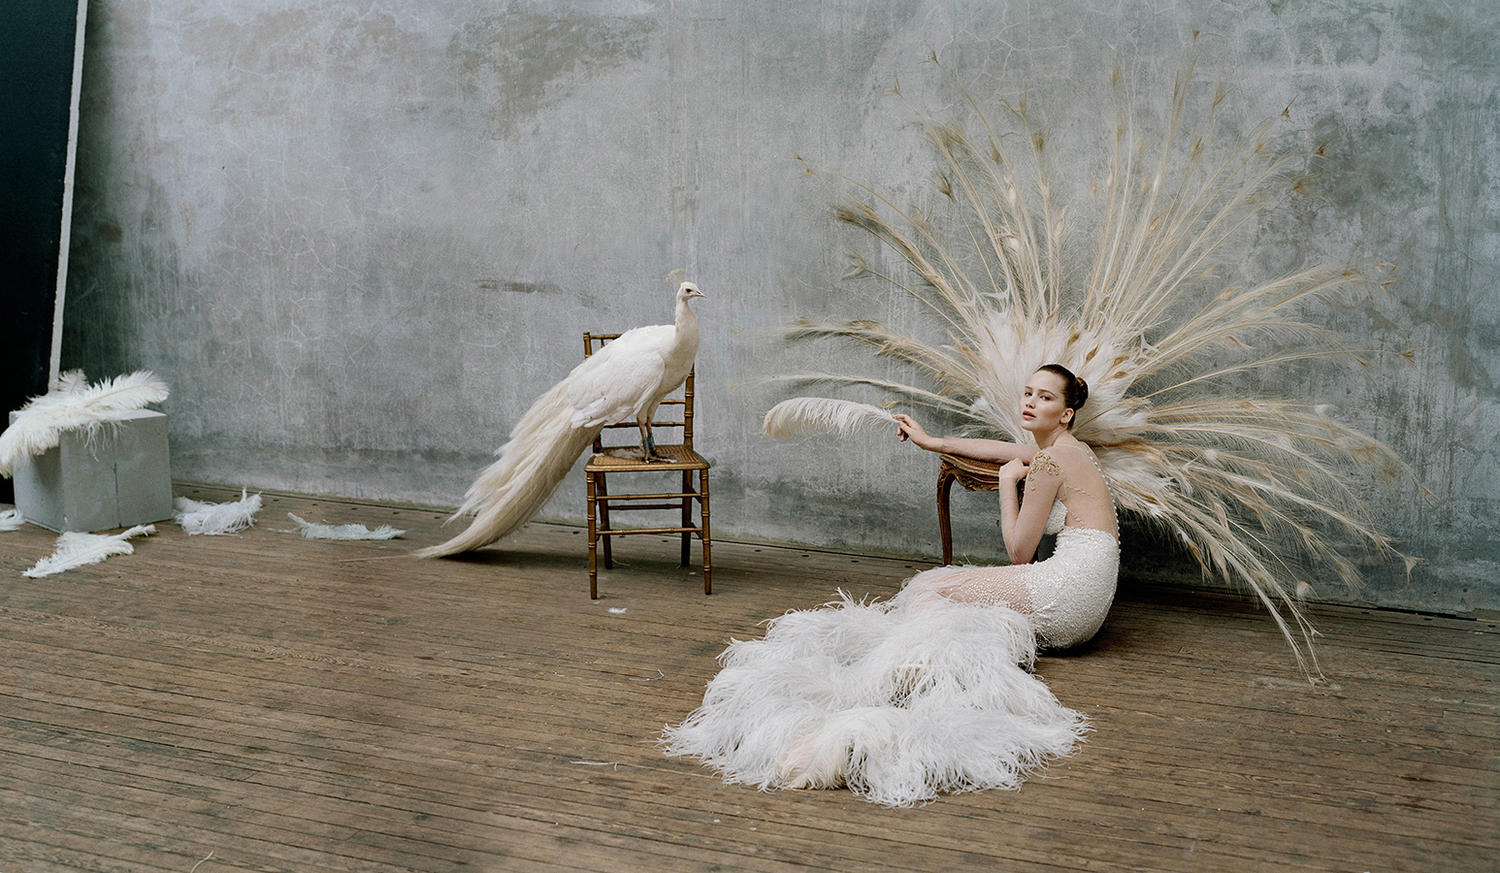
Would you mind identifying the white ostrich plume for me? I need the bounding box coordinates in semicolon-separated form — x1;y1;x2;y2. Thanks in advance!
763;398;897;439
0;370;170;477
772;42;1419;673
288;513;405;541
25;525;157;578
175;490;263;535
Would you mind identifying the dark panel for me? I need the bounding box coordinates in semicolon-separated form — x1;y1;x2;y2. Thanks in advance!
0;3;82;502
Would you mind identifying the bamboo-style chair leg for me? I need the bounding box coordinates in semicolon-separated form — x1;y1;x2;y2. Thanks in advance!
680;470;692;567
699;467;712;595
586;472;599;599
597;472;613;569
937;466;957;566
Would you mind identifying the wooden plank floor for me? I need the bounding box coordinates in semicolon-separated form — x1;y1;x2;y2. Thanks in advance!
2;485;1496;873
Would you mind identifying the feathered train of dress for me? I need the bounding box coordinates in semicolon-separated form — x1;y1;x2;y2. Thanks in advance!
661;591;1089;807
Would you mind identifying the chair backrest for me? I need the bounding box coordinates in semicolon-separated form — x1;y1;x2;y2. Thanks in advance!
582;332;696;453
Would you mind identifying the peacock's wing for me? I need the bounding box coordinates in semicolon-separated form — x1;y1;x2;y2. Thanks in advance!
566;324;672;429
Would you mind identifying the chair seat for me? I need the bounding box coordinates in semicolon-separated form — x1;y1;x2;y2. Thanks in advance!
585;443;709;472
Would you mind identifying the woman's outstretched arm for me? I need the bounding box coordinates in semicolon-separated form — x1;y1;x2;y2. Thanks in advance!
893;414;1036;462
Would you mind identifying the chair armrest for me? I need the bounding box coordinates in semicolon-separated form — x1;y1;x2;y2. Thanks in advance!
939;453;1002;492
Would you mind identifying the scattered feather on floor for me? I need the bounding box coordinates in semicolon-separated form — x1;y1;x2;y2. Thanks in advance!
0;508;22;531
174;489;262;535
24;524;156;578
0;370;169;476
608;607;628;615
287;512;405;541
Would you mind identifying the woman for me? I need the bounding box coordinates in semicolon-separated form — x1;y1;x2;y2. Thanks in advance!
662;365;1118;807
892;363;1119;648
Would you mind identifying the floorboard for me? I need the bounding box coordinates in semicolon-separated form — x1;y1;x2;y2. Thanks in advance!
2;485;1495;872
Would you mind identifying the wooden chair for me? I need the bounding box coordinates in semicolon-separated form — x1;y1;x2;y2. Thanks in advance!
936;453;1001;565
581;333;711;599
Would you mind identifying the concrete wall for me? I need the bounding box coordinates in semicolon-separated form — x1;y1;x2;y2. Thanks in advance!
61;0;1497;613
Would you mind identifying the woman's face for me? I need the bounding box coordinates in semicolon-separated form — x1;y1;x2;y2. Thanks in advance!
1020;370;1072;433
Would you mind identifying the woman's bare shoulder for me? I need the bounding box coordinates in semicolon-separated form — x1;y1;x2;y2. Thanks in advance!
1046;440;1098;461
1038;441;1106;478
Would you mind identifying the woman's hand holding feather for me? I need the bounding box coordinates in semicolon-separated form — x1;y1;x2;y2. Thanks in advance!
893;414;934;449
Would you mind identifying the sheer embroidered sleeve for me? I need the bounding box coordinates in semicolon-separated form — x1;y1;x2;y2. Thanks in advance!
1026;449;1063;482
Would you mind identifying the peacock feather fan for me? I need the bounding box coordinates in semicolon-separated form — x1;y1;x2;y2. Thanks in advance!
770;44;1418;674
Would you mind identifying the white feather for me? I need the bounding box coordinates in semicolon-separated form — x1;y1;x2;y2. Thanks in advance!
662;592;1086;807
288;513;405;541
24;525;156;578
174;489;263;535
50;370;88;394
0;508;23;531
762;397;897;439
0;371;170;476
415;282;703;558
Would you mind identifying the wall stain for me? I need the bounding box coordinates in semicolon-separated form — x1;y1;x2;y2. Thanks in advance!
446;11;659;140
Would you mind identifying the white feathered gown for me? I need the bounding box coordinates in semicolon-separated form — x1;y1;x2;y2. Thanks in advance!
660;551;1110;809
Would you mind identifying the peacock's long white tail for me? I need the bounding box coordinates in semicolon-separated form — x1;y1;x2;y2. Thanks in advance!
414;380;600;558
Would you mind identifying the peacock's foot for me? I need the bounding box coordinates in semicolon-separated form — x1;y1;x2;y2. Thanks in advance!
639;434;664;463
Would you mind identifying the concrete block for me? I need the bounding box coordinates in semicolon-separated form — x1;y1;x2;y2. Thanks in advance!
9;409;173;532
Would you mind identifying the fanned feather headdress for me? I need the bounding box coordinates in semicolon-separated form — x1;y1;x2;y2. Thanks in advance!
769;44;1418;673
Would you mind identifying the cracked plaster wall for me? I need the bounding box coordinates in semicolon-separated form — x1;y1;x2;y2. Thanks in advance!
62;0;1498;613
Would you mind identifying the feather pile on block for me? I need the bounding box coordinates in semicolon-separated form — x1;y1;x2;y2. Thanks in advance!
771;42;1419;672
0;371;169;477
24;524;156;578
174;490;263;535
288;513;405;541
